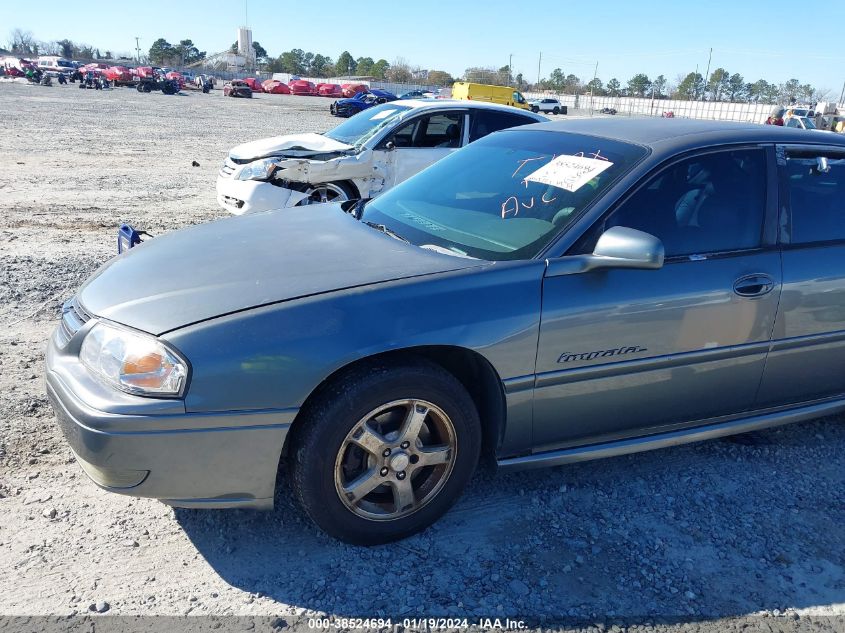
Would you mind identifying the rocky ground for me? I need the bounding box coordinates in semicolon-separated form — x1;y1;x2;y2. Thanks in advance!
0;81;843;633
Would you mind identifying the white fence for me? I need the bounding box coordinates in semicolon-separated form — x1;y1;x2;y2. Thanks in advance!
523;91;775;123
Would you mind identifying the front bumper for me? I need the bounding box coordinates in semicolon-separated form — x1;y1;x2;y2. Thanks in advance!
46;323;295;509
215;174;306;215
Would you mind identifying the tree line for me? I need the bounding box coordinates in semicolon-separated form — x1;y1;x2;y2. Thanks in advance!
531;67;828;104
5;28;829;103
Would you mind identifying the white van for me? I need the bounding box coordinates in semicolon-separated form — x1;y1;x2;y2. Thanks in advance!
37;56;75;75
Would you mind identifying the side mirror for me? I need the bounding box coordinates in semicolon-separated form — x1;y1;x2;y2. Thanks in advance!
546;226;665;277
385;141;395;151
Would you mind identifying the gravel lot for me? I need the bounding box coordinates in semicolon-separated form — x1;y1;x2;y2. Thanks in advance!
0;81;843;632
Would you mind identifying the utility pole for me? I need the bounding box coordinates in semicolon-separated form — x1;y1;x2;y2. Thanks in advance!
590;60;598;110
839;79;844;105
508;53;512;85
702;47;712;102
134;37;141;63
537;52;542;87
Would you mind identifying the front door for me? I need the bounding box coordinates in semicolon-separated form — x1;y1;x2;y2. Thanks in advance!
379;111;466;188
533;146;782;451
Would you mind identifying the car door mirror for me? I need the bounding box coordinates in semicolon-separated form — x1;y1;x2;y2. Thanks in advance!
385;141;395;151
546;226;665;277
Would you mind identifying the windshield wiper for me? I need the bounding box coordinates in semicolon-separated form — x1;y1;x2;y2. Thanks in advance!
364;221;409;243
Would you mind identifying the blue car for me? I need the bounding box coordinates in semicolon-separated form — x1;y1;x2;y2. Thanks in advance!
330;89;397;117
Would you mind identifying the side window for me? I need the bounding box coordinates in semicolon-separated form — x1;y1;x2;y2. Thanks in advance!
575;149;767;257
785;153;845;244
469;110;536;143
387;113;463;149
388;119;419;148
785;118;800;128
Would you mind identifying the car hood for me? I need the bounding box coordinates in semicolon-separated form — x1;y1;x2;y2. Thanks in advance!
78;205;484;335
335;97;365;107
229;132;353;161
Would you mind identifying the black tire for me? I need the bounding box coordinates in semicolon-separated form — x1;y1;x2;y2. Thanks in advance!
142;83;152;93
553;106;560;114
288;358;481;545
531;106;539;113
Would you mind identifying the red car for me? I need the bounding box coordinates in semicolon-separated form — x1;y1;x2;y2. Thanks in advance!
261;79;291;94
341;83;368;98
317;83;343;98
289;80;317;96
241;77;264;93
103;66;133;84
223;80;252;98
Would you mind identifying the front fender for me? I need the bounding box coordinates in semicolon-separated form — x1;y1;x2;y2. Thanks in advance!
164;260;545;451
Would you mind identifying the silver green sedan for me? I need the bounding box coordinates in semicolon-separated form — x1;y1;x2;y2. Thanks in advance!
47;118;845;544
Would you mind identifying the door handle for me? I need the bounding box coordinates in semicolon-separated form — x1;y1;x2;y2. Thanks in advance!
733;274;775;298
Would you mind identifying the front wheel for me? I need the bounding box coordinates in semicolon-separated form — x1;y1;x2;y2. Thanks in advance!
289;359;481;544
531;106;539;113
294;181;354;206
553;106;560;114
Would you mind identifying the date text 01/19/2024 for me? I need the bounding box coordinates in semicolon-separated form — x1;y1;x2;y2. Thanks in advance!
306;617;528;630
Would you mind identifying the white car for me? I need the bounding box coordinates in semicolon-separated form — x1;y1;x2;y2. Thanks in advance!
785;116;818;131
528;98;564;115
216;100;546;214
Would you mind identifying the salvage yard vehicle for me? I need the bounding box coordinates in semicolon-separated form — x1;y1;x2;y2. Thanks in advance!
785;116;818;131
529;97;565;114
262;79;290;94
317;82;343;97
216;100;545;213
103;66;134;86
137;76;180;95
341;82;368;97
242;77;264;93
451;81;530;110
48;119;845;545
330;89;397;117
289;79;317;96
223;80;252;98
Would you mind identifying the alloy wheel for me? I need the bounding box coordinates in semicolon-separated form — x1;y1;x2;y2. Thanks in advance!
333;399;457;521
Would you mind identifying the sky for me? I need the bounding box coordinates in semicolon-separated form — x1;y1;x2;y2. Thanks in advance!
5;0;845;95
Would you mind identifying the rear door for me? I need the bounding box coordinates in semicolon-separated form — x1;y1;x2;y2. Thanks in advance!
756;146;845;406
533;146;782;450
379;110;467;187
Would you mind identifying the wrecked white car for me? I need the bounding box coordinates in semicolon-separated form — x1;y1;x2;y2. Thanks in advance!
216;100;546;214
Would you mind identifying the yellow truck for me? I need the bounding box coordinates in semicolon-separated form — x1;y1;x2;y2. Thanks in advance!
450;82;530;110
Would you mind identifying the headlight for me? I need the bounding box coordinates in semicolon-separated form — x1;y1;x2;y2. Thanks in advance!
80;322;188;397
236;158;279;181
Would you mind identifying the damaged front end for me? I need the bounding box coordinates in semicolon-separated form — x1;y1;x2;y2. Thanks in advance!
217;146;388;213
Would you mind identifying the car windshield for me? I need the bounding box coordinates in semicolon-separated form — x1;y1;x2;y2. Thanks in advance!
799;117;816;129
324;103;412;146
361;130;648;261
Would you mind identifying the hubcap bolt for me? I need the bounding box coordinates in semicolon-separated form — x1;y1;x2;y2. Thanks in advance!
382;448;391;457
380;467;389;477
400;441;410;449
397;471;406;480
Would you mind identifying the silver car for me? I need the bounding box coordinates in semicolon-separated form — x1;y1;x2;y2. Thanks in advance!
47;118;845;544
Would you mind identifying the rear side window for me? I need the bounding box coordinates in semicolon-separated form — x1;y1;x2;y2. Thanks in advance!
785;153;845;244
469;110;536;143
576;148;767;257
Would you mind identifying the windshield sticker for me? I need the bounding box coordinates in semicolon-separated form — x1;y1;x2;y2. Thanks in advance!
525;155;613;192
370;109;398;120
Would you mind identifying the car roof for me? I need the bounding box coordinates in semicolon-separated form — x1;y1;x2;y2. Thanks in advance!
392;98;547;118
515;117;845;150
